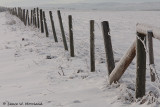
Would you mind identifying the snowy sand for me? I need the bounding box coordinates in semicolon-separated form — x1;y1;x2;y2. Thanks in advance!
0;10;160;107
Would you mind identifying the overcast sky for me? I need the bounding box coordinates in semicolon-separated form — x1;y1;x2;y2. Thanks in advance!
0;0;160;7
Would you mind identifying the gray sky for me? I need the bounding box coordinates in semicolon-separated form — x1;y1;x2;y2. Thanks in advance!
0;0;160;7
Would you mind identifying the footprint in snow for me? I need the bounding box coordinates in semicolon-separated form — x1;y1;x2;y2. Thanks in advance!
46;55;57;59
73;100;81;103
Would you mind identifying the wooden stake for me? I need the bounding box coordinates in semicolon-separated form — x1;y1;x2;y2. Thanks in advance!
34;8;37;27
69;15;74;57
147;31;155;82
136;33;146;98
33;9;35;26
43;11;49;37
49;11;58;42
101;21;115;76
23;9;26;25
31;10;33;24
90;20;95;72
40;9;44;33
25;10;28;26
109;40;136;84
57;10;68;51
28;12;30;26
37;7;40;28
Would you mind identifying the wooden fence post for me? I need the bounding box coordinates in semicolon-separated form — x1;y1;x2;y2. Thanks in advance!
28;12;30;26
13;8;14;15
101;21;115;76
34;8;37;27
14;8;16;15
43;11;49;37
69;15;74;57
90;20;95;72
147;31;155;82
23;9;26;25
25;10;28;26
49;11;58;42
19;8;20;19
40;9;44;33
136;33;146;98
15;8;17;16
17;8;19;17
12;8;13;14
19;8;21;19
57;10;68;51
33;9;35;26
20;8;23;21
109;40;136;84
37;7;40;28
31;10;33;24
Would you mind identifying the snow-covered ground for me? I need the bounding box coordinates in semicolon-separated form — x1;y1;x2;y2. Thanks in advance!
0;10;160;107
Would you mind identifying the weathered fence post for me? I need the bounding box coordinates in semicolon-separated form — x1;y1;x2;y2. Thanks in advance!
40;9;44;33
15;8;17;16
49;11;58;42
19;8;21;20
13;8;14;15
11;8;13;15
109;40;136;84
34;8;37;27
147;31;155;82
18;8;19;18
20;8;23;21
33;9;35;26
28;13;30;26
23;9;26;25
19;8;20;19
31;10;33;24
69;15;74;57
14;8;16;15
37;7;40;28
57;10;68;51
101;21;115;76
90;20;95;72
43;11;49;37
12;8;14;15
18;8;20;19
25;10;28;26
136;33;146;98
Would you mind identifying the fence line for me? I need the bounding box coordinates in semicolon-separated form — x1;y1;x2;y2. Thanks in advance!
8;7;160;100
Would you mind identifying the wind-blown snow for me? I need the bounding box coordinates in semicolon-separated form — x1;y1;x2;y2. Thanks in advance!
0;10;160;107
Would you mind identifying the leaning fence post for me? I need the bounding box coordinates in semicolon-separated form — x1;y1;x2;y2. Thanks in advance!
40;9;44;33
101;21;115;76
147;31;155;82
57;10;68;51
90;20;95;72
69;15;74;57
43;11;49;37
109;40;136;84
136;33;146;98
49;11;58;42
